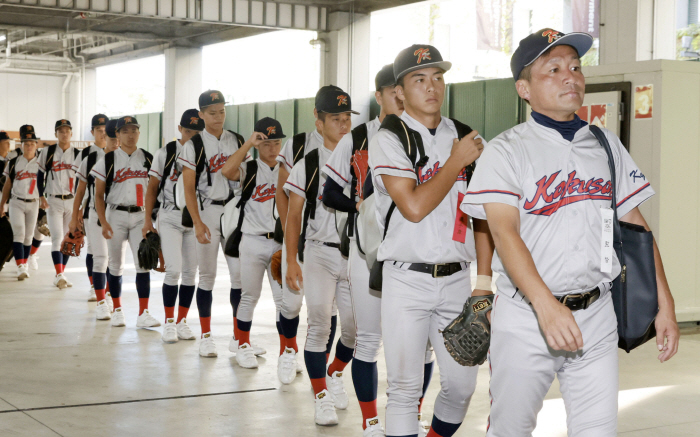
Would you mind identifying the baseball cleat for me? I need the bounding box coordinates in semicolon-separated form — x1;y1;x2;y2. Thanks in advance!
64;276;73;287
363;417;385;436
253;344;266;356
95;300;112;320
228;337;267;356
88;285;97;302
235;343;259;369
176;318;196;340
277;348;298;384
111;308;126;327
136;309;161;328
105;293;114;312
28;254;38;270
53;273;68;289
17;264;29;281
327;370;349;410
199;333;218;357
314;389;338;426
161;319;178;343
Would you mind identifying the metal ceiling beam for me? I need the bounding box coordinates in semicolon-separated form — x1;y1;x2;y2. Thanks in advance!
77;40;134;55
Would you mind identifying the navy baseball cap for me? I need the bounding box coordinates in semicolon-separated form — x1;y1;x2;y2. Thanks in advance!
116;116;140;132
0;131;10;141
199;90;226;109
20;125;39;141
394;44;452;82
375;64;396;91
105;119;118;139
254;117;286;140
91;114;109;128
180;109;205;131
55;119;72;131
511;28;593;81
315;85;360;115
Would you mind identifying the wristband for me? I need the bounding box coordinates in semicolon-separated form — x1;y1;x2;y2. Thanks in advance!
475;275;493;291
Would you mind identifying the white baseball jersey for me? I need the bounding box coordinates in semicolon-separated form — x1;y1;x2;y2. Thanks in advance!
149;141;183;207
38;145;78;195
71;144;104;173
461;120;654;296
177;130;242;202
284;146;339;244
277;130;323;172
239;159;279;235
90;148;150;207
75;147;106;210
369;111;478;264
323;117;381;200
3;155;40;199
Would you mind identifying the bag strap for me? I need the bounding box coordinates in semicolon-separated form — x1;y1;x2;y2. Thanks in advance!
379;114;428;175
7;156;19;183
141;149;153;170
158;141;178;196
450;118;477;184
589;125;622;247
304;148;320;220
228;130;245;148
84;151;98;207
104;150;115;198
42;144;57;188
237;160;258;207
292;132;307;166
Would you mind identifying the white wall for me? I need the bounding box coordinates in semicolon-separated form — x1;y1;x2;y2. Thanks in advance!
0;72;66;140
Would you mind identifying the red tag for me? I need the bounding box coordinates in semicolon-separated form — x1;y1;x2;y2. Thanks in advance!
69;178;74;193
136;184;144;207
29;179;36;195
452;192;469;243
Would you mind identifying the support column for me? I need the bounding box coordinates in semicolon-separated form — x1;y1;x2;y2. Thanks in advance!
83;68;97;141
163;47;202;144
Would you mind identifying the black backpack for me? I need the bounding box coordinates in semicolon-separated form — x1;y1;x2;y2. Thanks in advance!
297;148;320;263
103;149;153;200
41;144;81;193
291;132;307;167
82;151;100;219
223;160;259;258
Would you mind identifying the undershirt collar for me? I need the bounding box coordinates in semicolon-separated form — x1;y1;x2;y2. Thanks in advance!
531;110;587;142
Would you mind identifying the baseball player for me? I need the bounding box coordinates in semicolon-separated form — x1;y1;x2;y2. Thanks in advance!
220;117;286;368
275;86;343;384
284;86;359;427
71;118;119;320
70;114;109;301
368;45;493;437
460;29;679;436
37;120;79;289
178;90;249;358
0;127;40;280
92;116;160;329
142;109;203;343
0;131;12;183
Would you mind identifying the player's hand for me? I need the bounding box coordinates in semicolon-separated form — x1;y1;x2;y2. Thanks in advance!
286;260;303;292
40;197;49;209
194;221;211;244
356;199;363;212
472;289;494;322
69;218;80;235
101;221;113;240
534;297;583;352
655;305;679;362
451;131;483;168
245;132;268;149
142;220;157;239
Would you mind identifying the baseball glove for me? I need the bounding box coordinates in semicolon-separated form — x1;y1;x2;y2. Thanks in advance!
351;150;370;199
37;208;50;237
442;294;495;366
270;250;283;285
138;232;162;271
60;228;85;257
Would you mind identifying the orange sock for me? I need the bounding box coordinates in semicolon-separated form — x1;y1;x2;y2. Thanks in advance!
138;298;149;315
419;397;425;412
54;264;62;275
233;317;238;337
359;401;378;429
238;330;250;346
112;297;122;309
327;356;350;376
279;335;285;356
285;336;298;353
427;429;442;437
89;276;93;285
177;306;189;323
310;378;327;395
106;282;110;292
200;317;211;335
95;289;106;301
164;306;175;320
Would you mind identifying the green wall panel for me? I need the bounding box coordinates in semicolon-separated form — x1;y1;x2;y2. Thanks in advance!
275;99;295;139
237;103;255;139
449;82;486;135
295;98;316;135
147;112;161;152
441;84;450;117
224;105;239;133
135;113;149;151
484;78;520;141
255;101;276;121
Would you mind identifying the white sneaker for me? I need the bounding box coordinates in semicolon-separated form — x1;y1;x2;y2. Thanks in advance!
88;285;97;302
235;343;258;369
176;318;196;340
314;389;338;426
327;370;349;410
199;332;217;357
417;413;430;437
363;417;385;436
28;254;38;270
296;359;304;374
105;293;114;312
111;308;126;327
136;309;161;328
277;348;298;384
53;273;68;289
228;337;267;356
17;264;28;281
64;276;73;287
95;300;112;320
253;344;266;356
162;319;178;343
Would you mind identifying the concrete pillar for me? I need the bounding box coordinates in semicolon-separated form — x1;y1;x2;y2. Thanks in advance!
83;68;97;141
163;47;202;144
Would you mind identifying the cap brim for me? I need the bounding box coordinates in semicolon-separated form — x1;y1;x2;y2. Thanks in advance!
21;138;39;142
524;33;593;69
117;124;141;131
396;61;452;81
55;124;72;130
318;110;361;115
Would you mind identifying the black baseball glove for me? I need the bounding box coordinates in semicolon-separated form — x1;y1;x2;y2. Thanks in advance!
442;294;495;366
138;231;162;271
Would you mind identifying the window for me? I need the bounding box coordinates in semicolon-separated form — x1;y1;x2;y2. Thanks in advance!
96;55;165;116
677;0;700;60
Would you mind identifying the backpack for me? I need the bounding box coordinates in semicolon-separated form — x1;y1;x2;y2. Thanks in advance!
291;132;307;166
223;160;259;258
103;148;153;200
296;148;320;263
337;123;369;254
82;151;100;219
41;145;81;193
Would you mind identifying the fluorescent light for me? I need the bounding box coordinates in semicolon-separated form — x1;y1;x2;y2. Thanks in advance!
0;35;6;42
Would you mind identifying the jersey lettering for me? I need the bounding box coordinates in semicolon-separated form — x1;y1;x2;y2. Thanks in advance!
251;183;276;203
113;168;149;184
15;170;37;181
208;153;228;173
51;162;73;172
524;170;612;216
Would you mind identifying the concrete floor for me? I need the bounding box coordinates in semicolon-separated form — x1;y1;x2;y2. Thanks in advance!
1;243;699;437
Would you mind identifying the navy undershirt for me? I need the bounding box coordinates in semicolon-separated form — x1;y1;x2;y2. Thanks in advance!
531;110;587;142
428;128;437;136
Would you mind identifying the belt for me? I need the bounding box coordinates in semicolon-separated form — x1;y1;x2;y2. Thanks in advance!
211;200;227;206
52;194;74;200
406;262;467;278
113;205;144;213
323;242;341;249
259;233;275;239
14;197;37;203
556;286;602;311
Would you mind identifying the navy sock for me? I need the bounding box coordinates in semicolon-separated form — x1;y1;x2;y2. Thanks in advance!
86;254;93;278
162;284;178;308
229;288;242;317
325;315;338;355
93;272;106;290
279;314;300;339
135;272;150;299
107;272;123;298
62;254;70;267
351;359;378;402
237;320;252;332
51;251;62;266
275;320;284;336
430;416;461;437
422;360;435;398
196;288;213;318
304;350;328;380
334;339;354;363
23;245;30;260
179;285;195;308
32;238;42;249
12;242;25;262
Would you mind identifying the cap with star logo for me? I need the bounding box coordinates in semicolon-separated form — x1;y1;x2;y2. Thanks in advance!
375;63;397;91
105;119;119;139
55;119;72;131
180;109;205;131
254;117;286;140
199;90;227;109
315;85;360;115
91;114;109;128
510;28;593;81
393;44;452;82
116;116;140;132
0;131;10;141
19;125;39;141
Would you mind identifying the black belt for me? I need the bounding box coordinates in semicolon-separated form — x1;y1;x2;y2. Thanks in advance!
114;205;144;213
52;194;74;200
260;233;274;239
323;242;341;249
556;287;602;311
14;197;37;203
211;200;226;206
405;262;467;278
